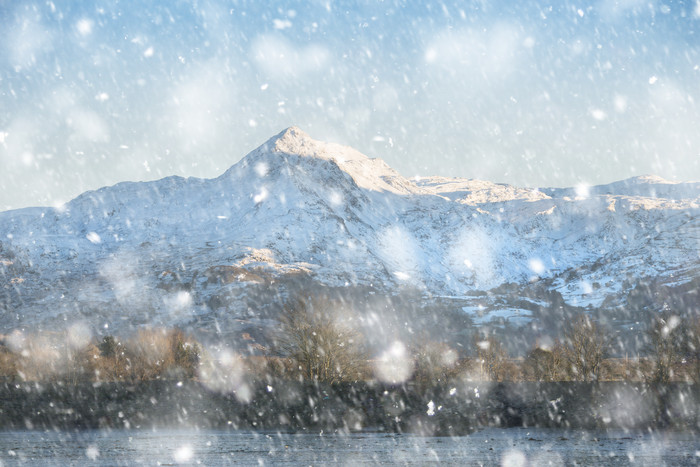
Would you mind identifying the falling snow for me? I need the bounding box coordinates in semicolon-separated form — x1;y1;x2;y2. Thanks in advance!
0;1;699;465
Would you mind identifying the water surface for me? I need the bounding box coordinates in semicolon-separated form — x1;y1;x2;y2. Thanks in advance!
0;427;698;465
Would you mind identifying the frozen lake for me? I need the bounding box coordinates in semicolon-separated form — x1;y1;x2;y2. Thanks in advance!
0;427;698;466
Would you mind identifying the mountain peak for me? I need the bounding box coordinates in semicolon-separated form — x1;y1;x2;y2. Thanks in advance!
241;127;421;195
1;127;699;343
259;126;328;160
254;126;369;166
269;126;312;153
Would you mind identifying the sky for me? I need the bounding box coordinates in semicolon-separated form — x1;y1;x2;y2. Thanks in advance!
1;0;700;210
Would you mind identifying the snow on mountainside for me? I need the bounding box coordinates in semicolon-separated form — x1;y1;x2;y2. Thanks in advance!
0;127;699;344
413;176;550;204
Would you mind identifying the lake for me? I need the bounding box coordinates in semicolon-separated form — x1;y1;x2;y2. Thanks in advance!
0;427;698;465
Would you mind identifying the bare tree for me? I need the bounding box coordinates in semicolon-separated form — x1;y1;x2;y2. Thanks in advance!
647;312;683;383
523;341;567;381
276;297;367;384
0;339;18;381
63;343;98;385
563;314;609;382
475;336;508;381
96;335;129;381
124;328;201;381
686;318;700;383
169;329;201;379
412;339;458;386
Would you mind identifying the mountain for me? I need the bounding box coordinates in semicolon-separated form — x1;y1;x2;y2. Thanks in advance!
1;127;699;351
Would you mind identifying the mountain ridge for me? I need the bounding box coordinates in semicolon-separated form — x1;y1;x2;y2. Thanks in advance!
0;127;698;350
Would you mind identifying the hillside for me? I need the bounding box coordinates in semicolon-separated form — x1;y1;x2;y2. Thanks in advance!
1;127;698;351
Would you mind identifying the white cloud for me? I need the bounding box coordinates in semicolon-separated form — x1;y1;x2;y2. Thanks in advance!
643;79;700;175
1;117;37;167
372;83;400;112
649;80;687;109
5;12;53;69
424;24;526;79
67;109;110;143
166;63;238;149
597;0;650;19
250;35;330;79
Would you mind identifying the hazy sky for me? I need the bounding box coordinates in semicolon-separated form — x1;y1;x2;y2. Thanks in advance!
2;0;700;210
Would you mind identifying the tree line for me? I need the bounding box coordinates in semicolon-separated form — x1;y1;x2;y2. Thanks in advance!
0;328;200;384
0;299;699;386
275;299;700;385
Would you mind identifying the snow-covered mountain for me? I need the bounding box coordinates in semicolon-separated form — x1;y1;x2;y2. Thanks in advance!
1;127;699;347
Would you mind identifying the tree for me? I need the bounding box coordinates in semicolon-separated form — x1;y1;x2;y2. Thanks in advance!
648;312;683;383
96;335;130;381
276;297;366;384
123;328;201;381
685;318;700;383
475;336;508;381
523;342;566;381
170;329;201;379
412;340;458;386
563;314;609;381
0;340;17;381
63;343;98;385
98;335;120;358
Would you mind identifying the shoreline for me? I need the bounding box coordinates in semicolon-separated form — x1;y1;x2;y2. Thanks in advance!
1;381;698;434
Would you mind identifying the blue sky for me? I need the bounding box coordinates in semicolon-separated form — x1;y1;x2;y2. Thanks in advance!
1;0;700;209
